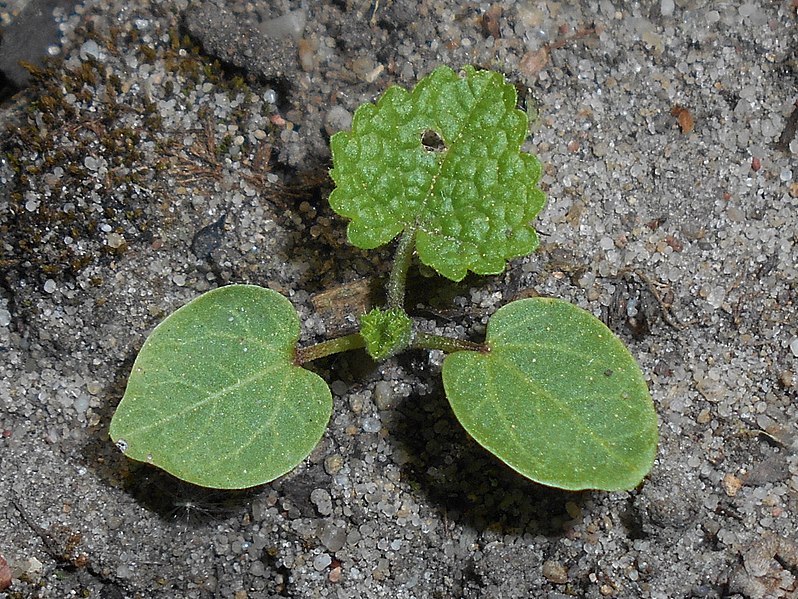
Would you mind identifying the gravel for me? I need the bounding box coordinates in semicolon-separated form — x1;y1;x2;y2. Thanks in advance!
0;0;796;598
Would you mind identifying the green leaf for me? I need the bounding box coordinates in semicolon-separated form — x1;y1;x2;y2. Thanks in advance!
109;285;332;489
329;65;546;282
442;297;658;491
359;307;413;360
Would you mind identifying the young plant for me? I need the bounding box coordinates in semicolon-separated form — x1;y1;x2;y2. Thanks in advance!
110;66;658;491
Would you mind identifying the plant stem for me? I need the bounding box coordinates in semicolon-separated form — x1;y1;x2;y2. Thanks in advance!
412;331;488;354
294;333;365;365
386;227;417;310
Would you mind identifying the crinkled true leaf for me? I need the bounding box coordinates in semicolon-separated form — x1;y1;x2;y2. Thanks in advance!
109;285;332;489
360;307;413;360
442;298;658;491
329;65;546;282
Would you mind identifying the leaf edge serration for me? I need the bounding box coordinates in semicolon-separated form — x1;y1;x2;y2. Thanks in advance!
329;65;547;282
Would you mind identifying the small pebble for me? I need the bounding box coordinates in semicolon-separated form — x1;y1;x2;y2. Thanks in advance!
318;521;347;552
310;488;333;516
116;563;133;579
249;561;265;577
706;287;726;309
312;553;332;572
259;9;307;40
331;380;348;395
325;106;352;135
80;39;102;60
362;416;381;433
723;473;742;497
542;559;568;584
324;454;343;475
738;3;756;18
106;232;125;248
374;381;397;410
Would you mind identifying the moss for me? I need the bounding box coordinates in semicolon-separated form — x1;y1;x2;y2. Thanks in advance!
139;44;157;62
1;23;273;290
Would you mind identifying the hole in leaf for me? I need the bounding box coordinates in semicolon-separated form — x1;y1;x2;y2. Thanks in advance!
421;129;446;152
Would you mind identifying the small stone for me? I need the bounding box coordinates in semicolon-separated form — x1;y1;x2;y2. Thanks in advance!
371;558;390;581
190;213;226;260
43;279;56;294
592;142;609;157
106;232;125;248
74;395;89;414
116;563;133;579
789;337;798;357
706;287;726;309
351;58;378;82
738;3;756;18
722;473;742;497
330;380;348;396
310;488;333;516
324;454;343;475
374;381;397;410
542;559;568;584
325;106;352;135
318;521;347;552
780;370;795;388
249;561;265;577
259;9;307;40
660;0;674;16
329;566;342;583
726;207;745;223
313;553;332;572
80;39;102;60
362;416;381;433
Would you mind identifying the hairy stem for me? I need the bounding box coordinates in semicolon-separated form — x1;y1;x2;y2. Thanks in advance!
294;333;365;365
412;331;488;354
386;227;417;310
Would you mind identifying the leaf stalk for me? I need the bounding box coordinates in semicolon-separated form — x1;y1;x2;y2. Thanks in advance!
412;331;488;354
294;333;365;365
386;227;417;310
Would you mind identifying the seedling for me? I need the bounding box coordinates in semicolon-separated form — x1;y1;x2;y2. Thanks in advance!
110;66;658;491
